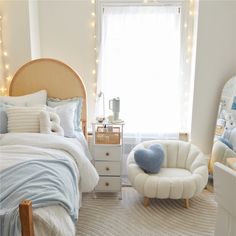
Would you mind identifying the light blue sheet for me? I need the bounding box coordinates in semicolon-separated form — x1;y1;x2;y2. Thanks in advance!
0;157;79;236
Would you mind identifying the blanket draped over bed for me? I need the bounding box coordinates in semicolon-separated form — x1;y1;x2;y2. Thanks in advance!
0;133;99;236
0;158;79;236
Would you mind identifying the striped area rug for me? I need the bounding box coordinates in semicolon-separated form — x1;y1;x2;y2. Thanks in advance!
76;187;216;236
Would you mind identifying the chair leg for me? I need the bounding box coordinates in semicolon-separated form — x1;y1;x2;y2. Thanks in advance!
143;197;150;207
184;198;189;208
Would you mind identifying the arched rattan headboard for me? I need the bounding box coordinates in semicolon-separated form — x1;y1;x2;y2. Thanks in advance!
9;58;87;137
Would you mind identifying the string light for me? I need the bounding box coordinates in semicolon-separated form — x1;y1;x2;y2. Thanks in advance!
91;21;95;28
92;69;96;75
0;15;12;95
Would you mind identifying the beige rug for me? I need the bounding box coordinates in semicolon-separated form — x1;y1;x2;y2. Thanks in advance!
76;187;217;236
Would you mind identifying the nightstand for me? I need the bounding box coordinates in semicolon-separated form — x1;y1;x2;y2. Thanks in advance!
92;122;124;197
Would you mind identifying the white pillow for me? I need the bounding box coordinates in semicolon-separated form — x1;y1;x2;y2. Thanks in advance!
47;103;76;138
40;111;64;136
0;90;47;106
6;106;45;133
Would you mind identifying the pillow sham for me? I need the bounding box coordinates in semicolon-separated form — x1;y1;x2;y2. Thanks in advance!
6;106;45;133
0;90;47;106
0;103;7;134
47;97;83;131
47;103;77;138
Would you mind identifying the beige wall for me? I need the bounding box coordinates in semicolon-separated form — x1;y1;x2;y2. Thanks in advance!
191;0;236;154
38;0;96;127
0;0;31;76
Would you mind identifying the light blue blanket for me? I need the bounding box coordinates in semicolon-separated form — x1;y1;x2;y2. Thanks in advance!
0;157;79;236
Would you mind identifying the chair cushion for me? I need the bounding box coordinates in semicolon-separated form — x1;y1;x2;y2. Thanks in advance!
154;168;191;178
134;144;164;173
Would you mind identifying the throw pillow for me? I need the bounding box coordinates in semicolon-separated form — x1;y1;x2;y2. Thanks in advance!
6;106;45;133
0;103;7;134
40;111;64;136
47;103;76;138
0;90;47;106
47;97;83;131
134;144;165;174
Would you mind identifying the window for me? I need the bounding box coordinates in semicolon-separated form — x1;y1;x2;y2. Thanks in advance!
97;3;195;136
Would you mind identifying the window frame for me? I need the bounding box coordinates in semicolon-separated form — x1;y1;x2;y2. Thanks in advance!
96;0;184;56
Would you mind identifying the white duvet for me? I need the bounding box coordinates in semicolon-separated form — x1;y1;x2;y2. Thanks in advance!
0;133;99;236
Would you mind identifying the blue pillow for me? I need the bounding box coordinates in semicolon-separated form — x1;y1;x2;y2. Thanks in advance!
0;103;7;134
47;97;83;131
218;137;233;150
134;144;164;174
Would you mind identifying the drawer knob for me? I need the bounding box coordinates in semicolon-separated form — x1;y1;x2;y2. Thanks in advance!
105;182;109;186
106;152;109;156
106;167;110;171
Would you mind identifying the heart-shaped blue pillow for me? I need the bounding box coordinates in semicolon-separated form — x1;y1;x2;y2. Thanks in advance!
134;144;164;174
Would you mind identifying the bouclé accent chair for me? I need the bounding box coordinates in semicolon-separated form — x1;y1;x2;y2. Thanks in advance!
127;140;209;208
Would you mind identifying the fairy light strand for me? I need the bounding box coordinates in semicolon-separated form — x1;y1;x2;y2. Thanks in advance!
0;15;12;96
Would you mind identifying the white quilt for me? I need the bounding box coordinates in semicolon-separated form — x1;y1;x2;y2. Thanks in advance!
0;133;99;236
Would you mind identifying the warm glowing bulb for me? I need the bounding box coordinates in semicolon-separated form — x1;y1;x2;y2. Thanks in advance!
94;47;97;51
6;76;12;81
96;59;99;64
5;64;9;69
0;87;7;92
3;52;7;56
91;0;95;4
92;69;96;75
0;16;2;20
184;23;187;28
0;40;2;44
189;11;193;16
91;21;95;28
188;47;191;53
143;0;148;3
93;35;96;39
91;12;95;17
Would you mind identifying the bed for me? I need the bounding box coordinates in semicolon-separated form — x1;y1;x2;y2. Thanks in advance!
0;58;99;236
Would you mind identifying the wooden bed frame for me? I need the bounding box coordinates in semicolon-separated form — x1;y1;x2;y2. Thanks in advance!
9;58;88;236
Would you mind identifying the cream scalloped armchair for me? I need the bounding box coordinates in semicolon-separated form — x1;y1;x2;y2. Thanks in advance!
209;140;236;175
127;140;209;207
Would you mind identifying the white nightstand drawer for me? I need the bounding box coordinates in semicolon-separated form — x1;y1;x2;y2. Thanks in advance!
94;146;121;161
95;161;120;176
95;177;121;192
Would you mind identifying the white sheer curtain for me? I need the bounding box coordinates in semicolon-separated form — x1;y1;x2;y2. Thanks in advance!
97;6;181;137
